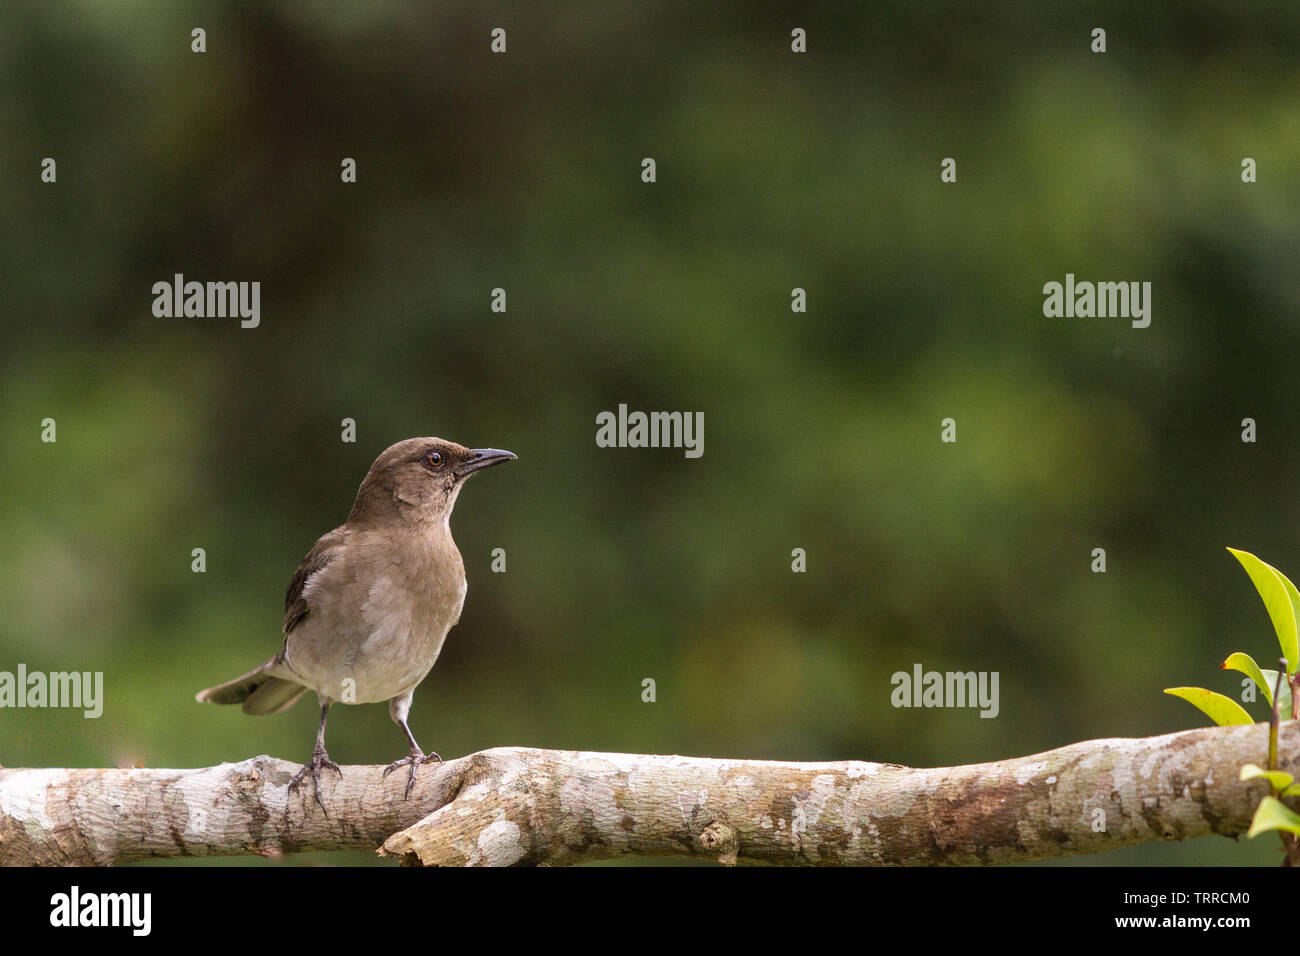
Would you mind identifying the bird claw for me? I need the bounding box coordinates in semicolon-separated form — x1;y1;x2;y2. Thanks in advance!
383;748;442;799
289;747;343;814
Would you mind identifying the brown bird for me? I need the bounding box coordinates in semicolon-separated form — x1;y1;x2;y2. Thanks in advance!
196;437;516;808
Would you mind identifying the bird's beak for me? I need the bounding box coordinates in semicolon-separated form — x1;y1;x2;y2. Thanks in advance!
455;448;517;478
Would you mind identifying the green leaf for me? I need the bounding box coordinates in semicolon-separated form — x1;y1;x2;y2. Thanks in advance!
1163;687;1256;726
1227;548;1300;674
1239;763;1295;790
1280;783;1300;798
1259;669;1294;720
1246;796;1300;839
1222;652;1273;707
1275;569;1300;674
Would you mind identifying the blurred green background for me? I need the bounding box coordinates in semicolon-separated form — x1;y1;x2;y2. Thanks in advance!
2;1;1299;865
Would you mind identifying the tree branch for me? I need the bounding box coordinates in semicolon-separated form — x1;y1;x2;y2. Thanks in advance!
0;723;1289;866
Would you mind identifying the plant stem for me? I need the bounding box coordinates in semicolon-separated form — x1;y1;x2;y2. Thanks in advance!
1269;663;1286;775
1270;661;1300;865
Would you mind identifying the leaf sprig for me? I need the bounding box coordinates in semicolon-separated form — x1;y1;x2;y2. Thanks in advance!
1164;548;1300;857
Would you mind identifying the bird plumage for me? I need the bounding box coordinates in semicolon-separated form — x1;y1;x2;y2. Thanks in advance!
195;437;515;807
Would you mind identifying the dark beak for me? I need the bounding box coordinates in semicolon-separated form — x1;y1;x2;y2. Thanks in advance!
455;448;517;478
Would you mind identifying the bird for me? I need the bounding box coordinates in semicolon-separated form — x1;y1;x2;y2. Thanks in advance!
196;437;516;809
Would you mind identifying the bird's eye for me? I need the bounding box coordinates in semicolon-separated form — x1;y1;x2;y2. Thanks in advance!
423;450;443;469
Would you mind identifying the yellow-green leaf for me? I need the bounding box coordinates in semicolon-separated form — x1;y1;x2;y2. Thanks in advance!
1227;548;1300;674
1163;687;1255;726
1222;652;1273;707
1280;783;1300;798
1275;568;1300;674
1239;763;1295;790
1246;796;1300;839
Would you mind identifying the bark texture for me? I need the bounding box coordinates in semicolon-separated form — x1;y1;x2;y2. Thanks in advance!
0;723;1290;866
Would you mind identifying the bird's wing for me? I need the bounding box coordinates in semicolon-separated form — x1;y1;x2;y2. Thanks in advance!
282;526;348;636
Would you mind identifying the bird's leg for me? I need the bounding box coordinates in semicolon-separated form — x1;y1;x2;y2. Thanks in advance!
289;699;342;813
383;693;441;799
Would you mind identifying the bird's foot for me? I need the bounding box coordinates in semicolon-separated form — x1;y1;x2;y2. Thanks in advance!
383;748;442;799
289;747;343;814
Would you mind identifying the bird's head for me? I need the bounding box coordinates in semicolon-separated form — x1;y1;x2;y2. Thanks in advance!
348;437;516;525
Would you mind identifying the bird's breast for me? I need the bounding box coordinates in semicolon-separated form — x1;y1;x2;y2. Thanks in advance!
291;528;466;704
358;543;465;674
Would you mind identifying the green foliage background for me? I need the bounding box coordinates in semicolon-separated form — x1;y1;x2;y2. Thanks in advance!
2;1;1299;864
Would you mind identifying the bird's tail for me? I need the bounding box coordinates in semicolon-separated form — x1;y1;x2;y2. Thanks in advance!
195;654;308;716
